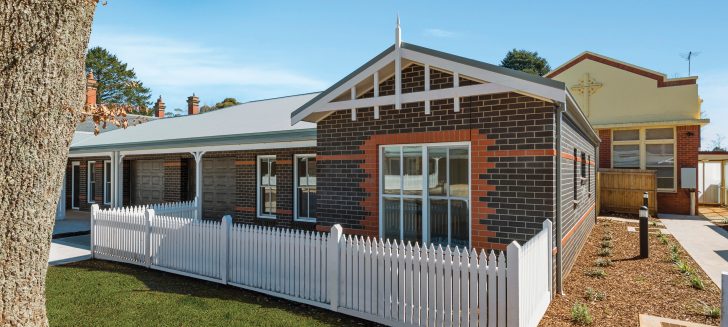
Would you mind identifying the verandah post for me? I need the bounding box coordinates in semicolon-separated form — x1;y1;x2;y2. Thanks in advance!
90;204;99;259
145;208;154;268
506;241;522;327
327;224;344;311
221;215;232;284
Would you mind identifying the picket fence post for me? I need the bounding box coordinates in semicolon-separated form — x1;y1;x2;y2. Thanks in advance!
145;208;154;268
327;224;343;311
544;219;554;297
221;215;232;284
506;241;521;327
90;204;99;258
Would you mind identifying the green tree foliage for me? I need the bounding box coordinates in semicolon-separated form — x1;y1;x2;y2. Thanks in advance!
85;47;153;115
201;97;241;113
500;49;551;76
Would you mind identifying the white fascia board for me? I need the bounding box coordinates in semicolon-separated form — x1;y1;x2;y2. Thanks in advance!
317;83;514;112
401;48;566;103
67;152;113;158
291;51;397;124
119;140;316;157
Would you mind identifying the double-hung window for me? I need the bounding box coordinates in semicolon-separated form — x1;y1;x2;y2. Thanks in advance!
381;143;470;248
103;160;112;205
257;156;277;218
612;127;675;191
87;161;96;203
294;154;316;222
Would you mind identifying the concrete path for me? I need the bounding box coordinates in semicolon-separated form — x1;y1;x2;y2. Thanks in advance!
659;213;728;288
49;235;90;266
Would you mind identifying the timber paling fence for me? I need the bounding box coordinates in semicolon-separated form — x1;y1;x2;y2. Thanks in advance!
90;203;552;327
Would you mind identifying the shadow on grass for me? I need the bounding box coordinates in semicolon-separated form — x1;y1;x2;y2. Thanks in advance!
53;259;376;326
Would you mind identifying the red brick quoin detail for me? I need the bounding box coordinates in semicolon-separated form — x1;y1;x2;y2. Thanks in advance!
598;129;611;169
319;130;558;251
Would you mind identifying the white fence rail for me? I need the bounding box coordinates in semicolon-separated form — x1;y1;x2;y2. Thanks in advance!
148;198;198;220
91;204;552;327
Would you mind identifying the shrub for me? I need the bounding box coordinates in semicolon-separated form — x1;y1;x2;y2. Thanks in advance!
584;288;606;302
594;258;613;267
597;248;612;257
691;275;705;290
703;305;721;318
571;302;593;325
585;268;607;278
600;240;613;248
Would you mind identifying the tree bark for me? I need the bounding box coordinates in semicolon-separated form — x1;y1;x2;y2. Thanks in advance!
0;1;96;325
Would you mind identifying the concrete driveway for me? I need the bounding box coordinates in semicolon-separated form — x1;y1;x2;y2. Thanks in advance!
49;235;90;266
659;213;728;288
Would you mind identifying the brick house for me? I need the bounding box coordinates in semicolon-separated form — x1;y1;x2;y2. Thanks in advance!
547;52;709;215
65;28;599;290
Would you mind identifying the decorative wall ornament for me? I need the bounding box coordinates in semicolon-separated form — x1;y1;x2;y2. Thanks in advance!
571;73;603;117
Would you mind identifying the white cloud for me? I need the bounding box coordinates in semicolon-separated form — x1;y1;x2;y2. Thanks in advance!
88;32;327;90
423;28;458;38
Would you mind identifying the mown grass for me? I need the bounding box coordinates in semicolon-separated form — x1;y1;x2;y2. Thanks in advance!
46;260;362;327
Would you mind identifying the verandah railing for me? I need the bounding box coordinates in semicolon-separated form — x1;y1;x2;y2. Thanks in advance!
90;204;552;327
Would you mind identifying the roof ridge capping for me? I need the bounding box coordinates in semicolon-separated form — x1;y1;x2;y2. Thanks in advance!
546;51;698;87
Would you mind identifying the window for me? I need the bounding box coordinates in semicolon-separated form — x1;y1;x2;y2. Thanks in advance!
581;152;586;180
588;155;592;196
612;127;676;191
573;148;578;201
87;161;96;203
257;156;277;218
103;160;112;205
294;155;316;222
381;143;470;248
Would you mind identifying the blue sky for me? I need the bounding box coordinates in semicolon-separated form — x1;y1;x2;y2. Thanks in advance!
90;1;727;149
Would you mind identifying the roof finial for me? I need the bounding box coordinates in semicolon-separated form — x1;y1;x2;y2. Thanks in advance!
395;14;401;48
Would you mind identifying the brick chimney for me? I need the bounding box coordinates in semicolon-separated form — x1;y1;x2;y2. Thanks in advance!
187;93;200;115
85;71;97;106
154;96;166;118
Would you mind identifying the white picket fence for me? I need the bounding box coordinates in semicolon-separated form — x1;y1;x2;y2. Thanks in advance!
148;198;198;220
90;204;552;327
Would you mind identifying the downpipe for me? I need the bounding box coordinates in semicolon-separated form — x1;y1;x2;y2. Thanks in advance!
555;102;565;295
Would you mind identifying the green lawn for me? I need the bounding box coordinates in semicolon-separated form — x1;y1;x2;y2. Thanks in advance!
46;260;369;326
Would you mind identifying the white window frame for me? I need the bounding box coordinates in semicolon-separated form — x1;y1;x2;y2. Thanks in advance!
611;126;677;192
87;161;97;203
71;161;80;209
103;160;112;205
257;155;277;219
294;154;317;222
378;141;472;247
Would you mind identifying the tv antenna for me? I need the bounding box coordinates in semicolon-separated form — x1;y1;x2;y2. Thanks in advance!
680;51;700;76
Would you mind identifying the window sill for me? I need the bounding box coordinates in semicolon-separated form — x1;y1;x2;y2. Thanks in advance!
257;215;277;220
294;218;317;223
657;189;677;194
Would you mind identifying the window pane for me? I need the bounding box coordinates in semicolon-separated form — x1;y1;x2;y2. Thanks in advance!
307;157;316;186
307;188;317;218
451;200;469;248
646;144;674;189
646;128;674;140
613;129;639;141
298;188;308;218
105;162;112;183
403;146;423;195
449;148;469;197
297;157;308;186
613;145;640;168
429;199;448;246
383;147;401;195
260;159;270;185
428;148;448;196
402;198;422;245
269;161;276;186
383;198;400;241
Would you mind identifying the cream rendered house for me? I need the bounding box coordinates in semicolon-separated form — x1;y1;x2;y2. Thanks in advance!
547;52;709;214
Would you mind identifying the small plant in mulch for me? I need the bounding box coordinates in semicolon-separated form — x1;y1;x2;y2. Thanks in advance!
722;218;728;224
669;243;680;255
571;302;593;325
601;233;613;241
675;260;695;275
585;268;607;278
597;248;612;257
656;233;669;245
600;240;613;248
584;288;606;302
702;304;721;318
690;275;706;290
594;258;613;267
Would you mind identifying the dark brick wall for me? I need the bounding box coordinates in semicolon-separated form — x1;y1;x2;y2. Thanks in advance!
316;86;558;251
559;115;597;276
64;156;112;211
657;125;700;214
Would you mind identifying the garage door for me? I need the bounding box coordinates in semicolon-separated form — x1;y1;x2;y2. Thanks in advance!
202;158;236;219
133;160;164;205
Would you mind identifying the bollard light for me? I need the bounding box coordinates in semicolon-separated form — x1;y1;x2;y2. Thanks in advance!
643;192;649;208
639;205;649;258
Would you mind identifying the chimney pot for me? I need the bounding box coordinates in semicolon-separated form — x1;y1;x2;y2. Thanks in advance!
187;94;200;115
154;96;166;118
85;71;98;106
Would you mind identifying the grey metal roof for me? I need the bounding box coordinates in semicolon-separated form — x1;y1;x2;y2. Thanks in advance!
290;42;566;120
70;92;319;153
74;114;156;134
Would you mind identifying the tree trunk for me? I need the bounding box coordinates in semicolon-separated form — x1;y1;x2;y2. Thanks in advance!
0;1;96;325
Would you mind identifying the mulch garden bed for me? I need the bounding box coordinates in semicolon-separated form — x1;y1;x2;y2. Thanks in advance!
539;217;721;326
